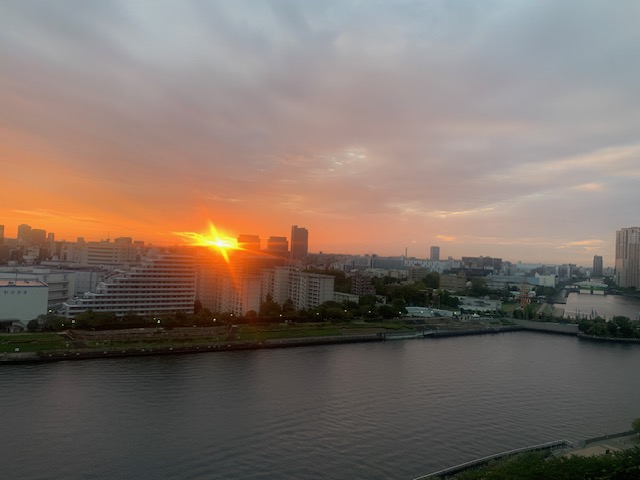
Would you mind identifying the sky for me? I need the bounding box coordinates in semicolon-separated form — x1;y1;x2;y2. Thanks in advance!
1;1;639;266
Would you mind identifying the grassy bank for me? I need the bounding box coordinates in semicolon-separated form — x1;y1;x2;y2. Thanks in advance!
2;321;417;356
0;333;68;353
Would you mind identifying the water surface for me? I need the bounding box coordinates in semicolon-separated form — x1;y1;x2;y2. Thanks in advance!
2;332;639;479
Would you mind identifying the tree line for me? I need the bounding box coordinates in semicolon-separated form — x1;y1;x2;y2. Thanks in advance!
579;316;640;339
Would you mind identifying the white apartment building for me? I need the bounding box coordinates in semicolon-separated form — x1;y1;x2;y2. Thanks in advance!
263;266;334;311
205;272;262;316
194;251;279;316
62;253;195;318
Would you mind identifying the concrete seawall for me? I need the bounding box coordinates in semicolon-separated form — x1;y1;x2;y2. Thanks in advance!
513;319;579;335
577;333;640;344
425;326;523;338
0;334;384;364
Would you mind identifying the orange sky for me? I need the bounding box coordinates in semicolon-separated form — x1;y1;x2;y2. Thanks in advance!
2;1;639;266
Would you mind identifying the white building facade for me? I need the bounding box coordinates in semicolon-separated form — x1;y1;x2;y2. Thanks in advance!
62;253;196;318
263;266;335;311
0;280;48;322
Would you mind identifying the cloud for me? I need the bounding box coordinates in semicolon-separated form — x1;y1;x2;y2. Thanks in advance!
1;0;639;264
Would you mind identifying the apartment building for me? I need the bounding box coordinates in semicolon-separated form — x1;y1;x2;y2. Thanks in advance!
62;252;195;318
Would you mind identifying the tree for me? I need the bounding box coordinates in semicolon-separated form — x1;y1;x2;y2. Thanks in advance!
259;295;281;317
358;294;377;307
194;299;203;315
282;299;296;316
469;278;489;297
27;319;40;332
390;298;407;316
378;304;397;319
423;272;439;289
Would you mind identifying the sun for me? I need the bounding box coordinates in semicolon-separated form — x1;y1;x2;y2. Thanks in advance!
174;223;239;262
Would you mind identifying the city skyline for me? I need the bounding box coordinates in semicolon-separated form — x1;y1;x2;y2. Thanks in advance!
2;2;639;265
1;219;624;270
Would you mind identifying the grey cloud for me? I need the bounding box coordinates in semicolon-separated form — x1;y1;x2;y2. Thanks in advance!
2;0;639;262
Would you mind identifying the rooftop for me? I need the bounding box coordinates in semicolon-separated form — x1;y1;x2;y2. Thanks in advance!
0;279;48;287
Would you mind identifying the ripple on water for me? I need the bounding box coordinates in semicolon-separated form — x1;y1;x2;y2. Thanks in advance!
2;332;640;479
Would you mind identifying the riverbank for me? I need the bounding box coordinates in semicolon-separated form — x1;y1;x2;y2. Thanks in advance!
4;320;637;365
0;333;384;364
414;430;640;479
0;324;522;364
577;333;640;344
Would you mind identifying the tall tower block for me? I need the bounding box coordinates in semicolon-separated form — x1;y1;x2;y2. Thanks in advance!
290;225;309;262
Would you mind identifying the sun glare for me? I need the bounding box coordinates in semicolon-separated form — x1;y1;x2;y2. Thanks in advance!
174;223;239;262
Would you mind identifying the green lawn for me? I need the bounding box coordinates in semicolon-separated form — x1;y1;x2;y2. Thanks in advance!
0;321;410;355
0;333;68;352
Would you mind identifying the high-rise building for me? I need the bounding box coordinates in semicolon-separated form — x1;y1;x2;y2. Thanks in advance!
430;246;440;261
17;224;32;245
0;225;4;244
615;227;640;288
31;228;47;247
592;255;603;277
237;234;261;252
194;247;286;316
266;236;289;256
290;225;308;262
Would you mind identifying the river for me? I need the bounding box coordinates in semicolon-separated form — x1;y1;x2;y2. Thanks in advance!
2;332;640;479
563;292;640;320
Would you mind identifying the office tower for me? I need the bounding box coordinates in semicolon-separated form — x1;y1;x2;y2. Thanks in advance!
17;224;32;245
430;246;440;261
592;255;603;277
47;232;55;243
290;225;308;262
615;227;640;288
266;236;289;256
31;228;47;247
237;234;261;251
0;225;4;244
